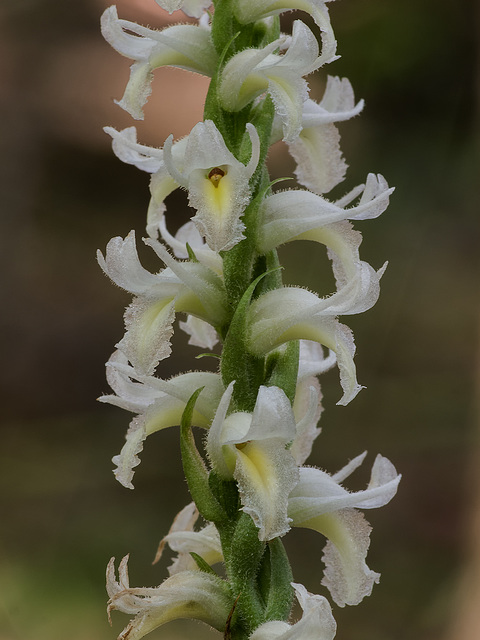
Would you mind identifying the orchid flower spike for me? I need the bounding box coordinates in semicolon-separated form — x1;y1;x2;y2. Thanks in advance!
101;6;217;119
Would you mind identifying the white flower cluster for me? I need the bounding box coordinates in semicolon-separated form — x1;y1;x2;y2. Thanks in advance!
99;1;399;639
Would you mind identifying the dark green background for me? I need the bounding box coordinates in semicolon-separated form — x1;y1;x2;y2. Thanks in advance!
1;0;479;638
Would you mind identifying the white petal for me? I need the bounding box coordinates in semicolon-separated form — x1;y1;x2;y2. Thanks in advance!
116;297;176;376
288;459;400;522
145;237;227;321
154;0;212;18
112;416;146;489
250;583;336;640
179;315;219;349
235;437;298;540
320;509;380;606
107;566;232;639
331;451;367;483
104;126;163;173
298;340;337;380
291;377;323;465
178;120;258;252
97;231;178;296
233;0;338;68
206;382;236;478
102;12;217;119
288;122;346;194
99;350;161;413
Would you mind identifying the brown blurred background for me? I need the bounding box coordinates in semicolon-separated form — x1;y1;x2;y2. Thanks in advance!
1;0;479;638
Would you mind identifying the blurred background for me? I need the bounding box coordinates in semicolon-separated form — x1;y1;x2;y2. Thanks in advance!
1;0;479;638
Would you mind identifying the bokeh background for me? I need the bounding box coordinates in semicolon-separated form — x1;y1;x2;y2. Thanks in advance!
1;0;479;638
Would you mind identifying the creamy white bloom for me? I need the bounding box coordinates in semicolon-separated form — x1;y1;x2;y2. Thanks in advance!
219;21;327;142
246;278;382;405
105;121;260;252
154;502;223;575
98;231;227;376
257;174;394;253
206;383;299;540
288;454;401;606
101;6;217;118
286;77;364;194
107;556;232;640
153;0;212;19
162;120;260;251
100;352;224;488
233;0;337;70
250;583;336;640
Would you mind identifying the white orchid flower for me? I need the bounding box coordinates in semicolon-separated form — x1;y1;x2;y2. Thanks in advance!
249;583;337;640
206;383;299;541
101;6;217;119
97;231;227;376
154;502;223;575
246;263;383;405
256;175;391;322
288;454;401;606
257;173;394;253
285;77;365;194
104;121;260;252
153;0;212;19
162;120;260;252
99;352;224;488
232;0;337;71
219;21;327;142
107;557;232;640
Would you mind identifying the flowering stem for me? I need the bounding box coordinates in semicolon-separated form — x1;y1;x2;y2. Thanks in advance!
99;0;400;637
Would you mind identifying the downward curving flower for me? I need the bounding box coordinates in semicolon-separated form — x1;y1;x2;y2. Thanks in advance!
107;556;233;640
219;21;330;142
206;383;299;541
288;453;401;606
284;76;365;195
97;231;227;377
250;583;337;640
101;6;217;119
232;0;337;70
99;350;224;488
153;502;223;575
